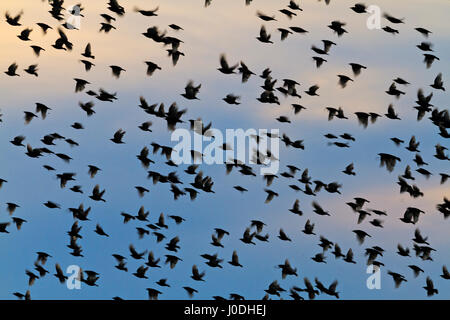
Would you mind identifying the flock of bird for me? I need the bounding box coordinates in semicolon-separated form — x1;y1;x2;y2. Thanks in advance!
0;0;449;300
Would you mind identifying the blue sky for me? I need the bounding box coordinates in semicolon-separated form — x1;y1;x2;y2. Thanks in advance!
0;0;449;299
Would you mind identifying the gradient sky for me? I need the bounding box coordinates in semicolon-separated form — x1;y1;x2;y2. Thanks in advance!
0;0;449;300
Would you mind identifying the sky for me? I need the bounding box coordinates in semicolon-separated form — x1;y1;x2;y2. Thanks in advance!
0;0;449;300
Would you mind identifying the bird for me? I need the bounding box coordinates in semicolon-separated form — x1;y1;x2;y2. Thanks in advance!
385;104;401;120
256;11;276;22
264;189;279;203
191;265;206;281
0;0;447;302
288;1;303;11
156;278;170;287
423;277;438;296
298;278;319;299
305;85;320;96
37;22;52;34
343;163;356;176
387;271;407;288
181;81;201;100
278;259;297;278
315;279;339;298
290;26;308;34
53;264;68;284
238;62;255;83
351;3;367;13
383;13;404;24
441;266;450;280
94;224;109;237
5;11;23;26
415;27;432;37
13;291;30;300
312;201;330;216
111;129;126;144
417;42;433;52
108;0;125;16
386;83;405;98
146;288;162;300
431;73;445;91
35;103;51;119
74;78;90;93
31;45;45;57
145;61;161;76
353;230;371;245
134;6;159;16
223;94;240;105
5;63;19;76
17;28;32;41
89;185;106;202
228;251;243;267
81;43;95;59
218;55;238;74
378;153;401;172
183;287;198;298
311;253;326;264
423;54;440;69
279;9;297;19
303;220;316;235
278;28;293;41
100;22;116;33
10;136;25;147
338;75;353;88
257;25;273;44
397;244;410;257
169;24;183;31
409;265;424;278
350;63;367;76
110;65;126;78
133;266;149;279
394;77;410;85
289;199;303;216
278;229;292;242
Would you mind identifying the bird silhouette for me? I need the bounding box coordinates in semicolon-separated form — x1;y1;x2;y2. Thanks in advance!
0;0;448;302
